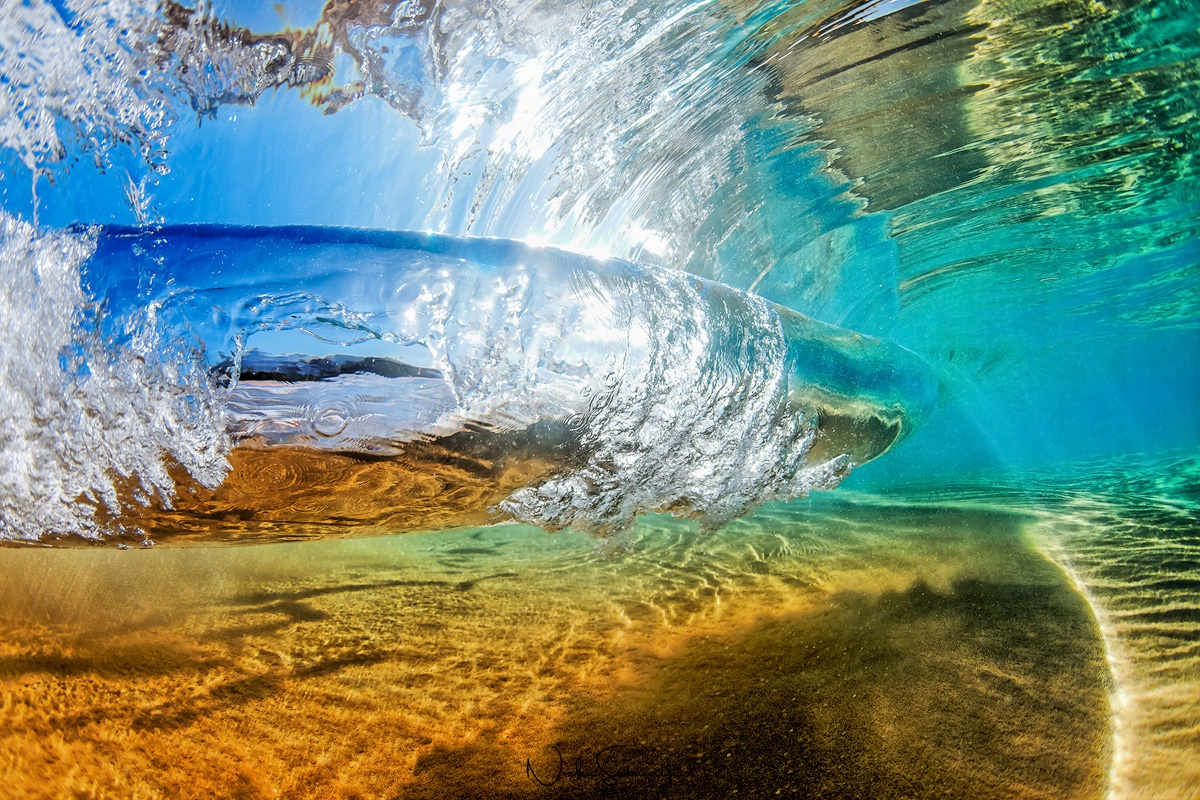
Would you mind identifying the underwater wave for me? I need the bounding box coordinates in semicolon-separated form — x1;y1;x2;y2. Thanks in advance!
1;1;1197;795
0;219;934;544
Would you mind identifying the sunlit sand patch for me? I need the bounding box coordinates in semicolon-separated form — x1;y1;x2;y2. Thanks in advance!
0;497;1108;798
1029;494;1200;800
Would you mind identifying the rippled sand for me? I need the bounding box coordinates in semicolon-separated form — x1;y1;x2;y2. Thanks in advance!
98;444;561;545
1;497;1110;799
1030;494;1200;800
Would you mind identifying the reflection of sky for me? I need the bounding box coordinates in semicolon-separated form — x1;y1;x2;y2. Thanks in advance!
159;93;438;230
209;0;327;32
34;90;438;231
837;0;931;29
243;329;427;363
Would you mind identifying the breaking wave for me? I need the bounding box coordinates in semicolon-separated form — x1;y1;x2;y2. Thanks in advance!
0;220;934;543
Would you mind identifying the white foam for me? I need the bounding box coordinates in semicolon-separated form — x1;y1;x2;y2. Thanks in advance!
0;1;166;182
498;265;848;533
0;215;228;541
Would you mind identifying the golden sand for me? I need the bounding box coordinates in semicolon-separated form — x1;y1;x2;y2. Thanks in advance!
81;406;907;546
0;499;1109;798
90;441;561;545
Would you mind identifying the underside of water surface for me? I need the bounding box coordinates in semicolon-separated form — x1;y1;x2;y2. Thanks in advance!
0;0;1197;798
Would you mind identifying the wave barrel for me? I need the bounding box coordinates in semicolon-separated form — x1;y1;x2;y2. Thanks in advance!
4;223;935;544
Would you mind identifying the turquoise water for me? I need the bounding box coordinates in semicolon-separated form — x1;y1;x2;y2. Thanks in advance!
0;0;1197;797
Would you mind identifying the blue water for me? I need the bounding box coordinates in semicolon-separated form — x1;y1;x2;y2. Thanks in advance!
1;0;1197;796
4;0;1195;486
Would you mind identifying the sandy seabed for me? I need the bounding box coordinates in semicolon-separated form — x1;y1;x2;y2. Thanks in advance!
0;497;1110;799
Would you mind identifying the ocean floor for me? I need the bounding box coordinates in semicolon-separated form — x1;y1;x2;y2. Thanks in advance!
0;494;1114;799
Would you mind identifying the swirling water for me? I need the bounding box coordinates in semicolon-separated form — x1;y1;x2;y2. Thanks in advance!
0;0;1197;797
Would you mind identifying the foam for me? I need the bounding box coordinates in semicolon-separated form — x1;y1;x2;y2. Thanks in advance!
0;215;228;541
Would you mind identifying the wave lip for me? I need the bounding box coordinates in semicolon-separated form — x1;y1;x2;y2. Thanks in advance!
5;223;935;542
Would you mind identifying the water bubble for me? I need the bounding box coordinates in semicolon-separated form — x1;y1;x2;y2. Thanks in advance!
313;408;349;437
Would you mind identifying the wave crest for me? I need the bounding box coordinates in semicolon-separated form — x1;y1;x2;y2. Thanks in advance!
3;223;933;543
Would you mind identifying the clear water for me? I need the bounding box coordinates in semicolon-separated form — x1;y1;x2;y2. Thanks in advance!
0;0;1197;797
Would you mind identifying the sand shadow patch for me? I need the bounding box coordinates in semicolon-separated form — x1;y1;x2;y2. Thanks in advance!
402;572;1110;799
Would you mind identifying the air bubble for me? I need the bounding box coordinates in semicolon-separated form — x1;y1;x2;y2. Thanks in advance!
313;408;349;437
